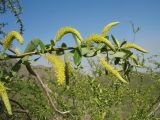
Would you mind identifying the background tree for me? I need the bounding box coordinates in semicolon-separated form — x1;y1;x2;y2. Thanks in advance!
0;0;24;37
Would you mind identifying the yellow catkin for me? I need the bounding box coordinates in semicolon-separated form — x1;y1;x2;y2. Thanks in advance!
0;81;12;115
122;43;148;53
44;54;65;85
101;22;119;37
3;31;24;49
98;56;128;84
85;34;116;52
53;26;83;44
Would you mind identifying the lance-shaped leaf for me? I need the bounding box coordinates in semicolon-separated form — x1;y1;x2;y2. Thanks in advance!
24;38;45;53
3;31;24;49
130;55;139;65
122;43;148;53
73;49;82;66
11;59;23;76
111;34;120;47
120;40;127;47
72;34;82;46
0;81;12;115
85;34;115;52
102;22;119;37
22;38;45;62
98;55;128;84
112;52;126;58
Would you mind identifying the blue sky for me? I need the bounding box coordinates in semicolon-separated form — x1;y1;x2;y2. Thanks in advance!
2;0;160;62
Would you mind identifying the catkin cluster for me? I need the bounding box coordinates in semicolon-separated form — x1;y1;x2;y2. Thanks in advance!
0;81;12;115
53;27;83;44
3;31;24;49
101;22;119;37
85;34;115;52
122;43;148;53
44;54;65;85
98;56;128;84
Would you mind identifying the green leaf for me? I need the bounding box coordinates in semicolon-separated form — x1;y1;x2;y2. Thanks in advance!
23;38;45;62
112;52;126;58
95;43;105;51
11;59;22;76
81;47;89;56
124;52;133;60
85;50;97;57
73;49;82;66
123;61;128;73
65;52;74;57
61;42;67;48
114;57;121;65
72;34;81;46
39;40;46;53
120;40;127;47
121;49;133;55
130;55;139;65
24;38;45;53
100;46;108;54
111;34;120;47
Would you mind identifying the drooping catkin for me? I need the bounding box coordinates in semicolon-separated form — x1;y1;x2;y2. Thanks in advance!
3;31;24;49
0;81;12;115
53;26;83;44
122;43;148;53
85;34;115;52
65;61;73;85
43;54;65;85
98;56;128;84
101;22;119;37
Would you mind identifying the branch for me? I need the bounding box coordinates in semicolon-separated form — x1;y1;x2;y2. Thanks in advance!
9;98;32;120
26;63;70;116
6;47;75;58
13;109;29;114
0;39;77;59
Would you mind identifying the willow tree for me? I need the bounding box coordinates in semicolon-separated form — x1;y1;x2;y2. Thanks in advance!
0;21;148;117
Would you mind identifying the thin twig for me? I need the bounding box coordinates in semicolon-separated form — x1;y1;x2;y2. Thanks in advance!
13;109;29;113
9;98;32;120
148;101;160;117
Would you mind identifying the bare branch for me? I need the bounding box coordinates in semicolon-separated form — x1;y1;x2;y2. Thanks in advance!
26;63;70;116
